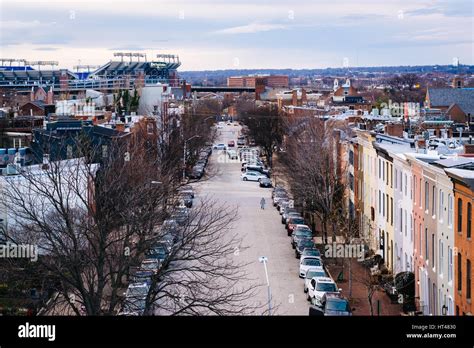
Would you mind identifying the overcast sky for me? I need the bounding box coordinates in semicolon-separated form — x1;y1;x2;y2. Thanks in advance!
0;0;472;70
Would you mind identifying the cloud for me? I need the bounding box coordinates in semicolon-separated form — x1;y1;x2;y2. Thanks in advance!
34;47;59;51
214;22;287;35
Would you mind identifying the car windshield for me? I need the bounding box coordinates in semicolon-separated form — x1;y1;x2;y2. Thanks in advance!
326;299;349;311
291;218;305;224
306;270;325;279
300;240;315;248
295;230;312;237
141;261;158;270
304;249;321;256
302;258;321;266
317;283;337;292
127;285;149;297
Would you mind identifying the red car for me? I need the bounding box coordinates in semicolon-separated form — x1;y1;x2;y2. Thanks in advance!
228;140;235;148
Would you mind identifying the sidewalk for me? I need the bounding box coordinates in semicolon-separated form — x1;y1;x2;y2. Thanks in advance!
325;258;403;316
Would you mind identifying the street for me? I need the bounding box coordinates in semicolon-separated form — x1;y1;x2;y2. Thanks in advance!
194;122;308;315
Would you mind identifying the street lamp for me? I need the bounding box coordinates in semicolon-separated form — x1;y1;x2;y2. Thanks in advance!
259;256;272;315
183;135;201;181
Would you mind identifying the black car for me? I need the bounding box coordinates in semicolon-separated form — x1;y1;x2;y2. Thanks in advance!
309;294;353;316
295;239;316;258
259;177;272;188
282;207;299;224
272;187;287;199
291;227;313;249
180;192;193;208
246;165;271;177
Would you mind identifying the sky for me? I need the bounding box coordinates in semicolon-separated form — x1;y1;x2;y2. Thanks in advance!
0;0;473;71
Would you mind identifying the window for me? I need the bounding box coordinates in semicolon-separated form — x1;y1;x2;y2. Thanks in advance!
439;240;444;276
458;254;462;292
390;164;393;188
349;150;354;165
395;169;398;189
419;178;422;208
410;214;414;242
404;173;408;196
410;176;413;199
386;194;389;222
349;173;354;191
400;208;403;233
404;210;407;237
432;186;436;216
425;182;429;211
467;259;471;300
468;202;472;239
390;197;393;226
425;228;429;261
458;198;463;233
379;159;381;178
386;162;389;185
102;145;108;158
448;194;453;227
432;234;435;269
382;160;385;182
413;175;416;204
383;193;385;217
379;190;381;214
439;190;444;222
448;247;453;282
419;224;422;255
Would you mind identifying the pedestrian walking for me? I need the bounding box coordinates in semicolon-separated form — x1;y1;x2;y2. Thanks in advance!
260;197;266;210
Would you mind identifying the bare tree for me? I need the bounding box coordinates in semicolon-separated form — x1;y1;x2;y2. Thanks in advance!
239;104;284;168
1;133;259;316
280;119;346;243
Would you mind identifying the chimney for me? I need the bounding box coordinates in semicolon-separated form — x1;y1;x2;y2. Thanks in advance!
464;144;474;154
385;123;404;137
301;88;307;105
292;89;298;106
452;77;463;89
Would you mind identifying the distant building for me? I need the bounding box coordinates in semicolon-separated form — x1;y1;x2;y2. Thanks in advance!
227;75;289;88
425;78;474;123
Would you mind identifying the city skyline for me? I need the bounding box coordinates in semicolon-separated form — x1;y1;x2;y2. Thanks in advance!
1;0;473;70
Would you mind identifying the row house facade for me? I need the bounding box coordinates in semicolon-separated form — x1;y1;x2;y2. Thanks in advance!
351;128;468;315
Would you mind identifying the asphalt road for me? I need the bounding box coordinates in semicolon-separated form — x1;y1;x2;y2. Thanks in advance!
194;122;308;315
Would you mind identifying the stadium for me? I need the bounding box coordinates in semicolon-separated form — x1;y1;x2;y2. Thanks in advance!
0;53;181;93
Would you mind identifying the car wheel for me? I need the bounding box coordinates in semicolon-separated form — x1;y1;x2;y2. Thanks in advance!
292;243;295;249
304;287;308;293
243;177;248;181
307;293;311;301
258;179;261;183
295;252;299;258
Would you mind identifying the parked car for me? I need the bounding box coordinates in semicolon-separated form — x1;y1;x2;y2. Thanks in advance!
303;268;327;293
259;177;272;188
227;149;238;159
276;198;290;212
140;259;161;274
241;171;267;182
170;207;189;226
284;212;302;227
301;247;321;259
145;243;169;263
273;194;289;207
291;226;313;249
287;216;306;235
179;185;194;198
213;143;226;150
295;239;316;258
189;165;204;179
307;277;340;306
299;257;323;278
272;188;287;200
227;140;235;148
281;208;299;224
320;293;352;316
237;139;246;146
179;192;193;208
245;165;270;177
120;282;150;316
